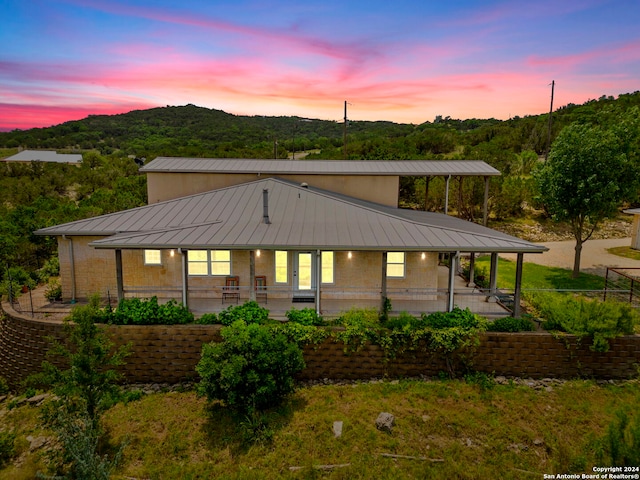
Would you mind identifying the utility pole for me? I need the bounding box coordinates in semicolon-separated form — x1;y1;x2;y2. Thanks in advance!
544;80;555;162
343;101;348;160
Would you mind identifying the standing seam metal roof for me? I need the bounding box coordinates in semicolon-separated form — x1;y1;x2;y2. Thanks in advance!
35;178;545;253
140;157;501;176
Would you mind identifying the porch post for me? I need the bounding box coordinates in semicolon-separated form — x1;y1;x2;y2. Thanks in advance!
381;252;388;312
513;253;523;317
467;252;475;287
115;249;124;302
483;176;490;226
180;249;189;308
447;252;459;312
444;175;451;215
424;176;431;211
315;250;321;315
488;252;498;302
249;250;256;301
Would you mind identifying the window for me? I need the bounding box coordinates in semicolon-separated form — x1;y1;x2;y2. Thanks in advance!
144;249;162;265
187;250;231;276
321;251;334;284
275;251;288;283
386;252;405;278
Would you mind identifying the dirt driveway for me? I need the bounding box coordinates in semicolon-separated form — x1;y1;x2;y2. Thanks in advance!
500;237;640;276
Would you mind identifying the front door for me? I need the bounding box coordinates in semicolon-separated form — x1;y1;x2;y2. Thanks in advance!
293;252;315;298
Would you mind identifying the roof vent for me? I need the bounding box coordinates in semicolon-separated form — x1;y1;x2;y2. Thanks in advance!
300;182;308;188
262;189;271;224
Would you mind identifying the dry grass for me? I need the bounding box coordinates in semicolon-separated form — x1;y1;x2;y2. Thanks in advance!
2;378;638;479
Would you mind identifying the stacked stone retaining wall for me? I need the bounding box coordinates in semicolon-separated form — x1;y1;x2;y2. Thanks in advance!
1;302;639;388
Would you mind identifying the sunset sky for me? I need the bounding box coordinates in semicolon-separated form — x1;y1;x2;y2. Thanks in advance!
1;0;639;131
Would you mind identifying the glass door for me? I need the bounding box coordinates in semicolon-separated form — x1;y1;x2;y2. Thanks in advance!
294;252;315;296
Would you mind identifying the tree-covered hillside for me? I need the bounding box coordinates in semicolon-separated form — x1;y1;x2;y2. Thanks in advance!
1;91;639;282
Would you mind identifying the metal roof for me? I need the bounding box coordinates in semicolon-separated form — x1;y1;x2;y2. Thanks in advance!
3;150;82;163
140;157;501;176
36;178;544;254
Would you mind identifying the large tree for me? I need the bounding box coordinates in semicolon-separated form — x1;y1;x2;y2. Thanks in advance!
536;120;638;277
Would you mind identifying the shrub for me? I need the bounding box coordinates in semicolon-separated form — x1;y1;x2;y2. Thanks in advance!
421;307;487;330
596;408;640;466
218;301;270;326
44;278;63;301
487;316;536;332
383;311;426;331
196;320;305;413
0;431;16;467
107;297;193;325
195;312;219;325
38;256;60;282
532;293;638;352
285;307;324;326
333;308;382;352
0;376;9;395
460;262;490;289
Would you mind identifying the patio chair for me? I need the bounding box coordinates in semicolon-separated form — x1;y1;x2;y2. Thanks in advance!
222;276;240;304
255;275;267;303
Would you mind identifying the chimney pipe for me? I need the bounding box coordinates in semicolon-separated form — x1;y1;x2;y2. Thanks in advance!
263;189;271;224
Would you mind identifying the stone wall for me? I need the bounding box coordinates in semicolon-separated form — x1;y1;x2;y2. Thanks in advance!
2;302;639;388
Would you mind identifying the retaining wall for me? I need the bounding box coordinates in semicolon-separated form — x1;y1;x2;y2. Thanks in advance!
1;302;639;388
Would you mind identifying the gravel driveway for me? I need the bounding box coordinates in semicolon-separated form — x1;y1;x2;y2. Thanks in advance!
500;237;640;276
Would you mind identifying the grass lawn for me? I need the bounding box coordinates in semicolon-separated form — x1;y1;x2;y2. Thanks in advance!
474;256;605;291
607;246;640;261
2;379;638;479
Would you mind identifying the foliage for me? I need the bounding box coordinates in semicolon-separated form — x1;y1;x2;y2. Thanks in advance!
195;312;219;325
217;300;270;326
535;117;639;277
595;408;640;466
486;315;536;332
531;293;638;351
28;295;130;478
460;261;490;289
270;321;330;347
333;308;382;352
44;278;63;301
0;376;9;395
0;430;16;467
196;320;305;414
37;256;60;283
106;297;194;325
285;307;324;326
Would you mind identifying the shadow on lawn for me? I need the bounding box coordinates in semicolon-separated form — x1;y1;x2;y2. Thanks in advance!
201;395;308;456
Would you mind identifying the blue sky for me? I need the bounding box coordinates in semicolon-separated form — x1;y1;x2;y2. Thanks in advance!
1;0;639;130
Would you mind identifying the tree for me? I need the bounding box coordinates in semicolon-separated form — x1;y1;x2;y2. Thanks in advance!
535;122;638;277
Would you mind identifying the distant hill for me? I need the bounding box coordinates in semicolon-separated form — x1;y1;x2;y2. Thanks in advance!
1;91;639;161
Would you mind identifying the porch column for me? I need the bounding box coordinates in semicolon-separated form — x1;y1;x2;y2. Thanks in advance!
444;175;451;215
513;253;524;318
249;250;256;301
315;250;321;315
115;249;124;302
488;252;498;302
180;249;189;308
483;176;490;226
447;252;459;312
381;252;388;312
467;253;475;287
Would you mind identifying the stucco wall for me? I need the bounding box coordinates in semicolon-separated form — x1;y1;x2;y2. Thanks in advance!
2;303;639;388
146;172;400;207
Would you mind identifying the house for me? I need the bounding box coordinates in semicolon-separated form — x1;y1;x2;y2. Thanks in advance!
35;158;547;317
2;149;82;164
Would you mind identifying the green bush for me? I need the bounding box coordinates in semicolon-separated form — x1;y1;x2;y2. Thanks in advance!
487;316;535;332
532;293;638;352
421;307;487;330
285;307;324;326
596;408;640;466
195;312;219;325
196;321;305;413
333;308;382;351
383;311;426;331
107;297;194;325
460;263;490;289
218;301;270;326
0;376;9;395
37;256;60;282
0;431;16;467
44;278;63;301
